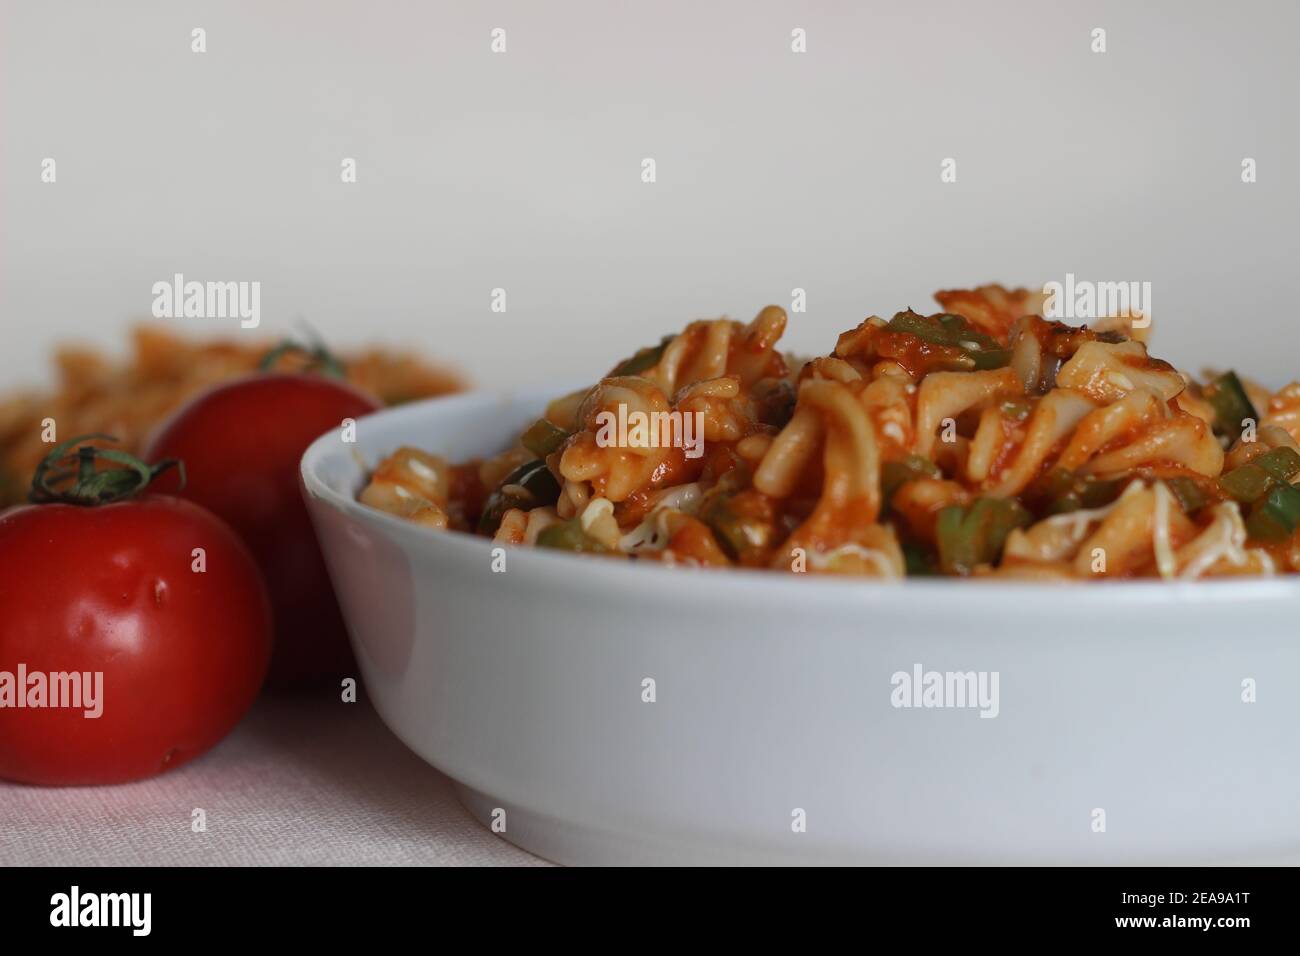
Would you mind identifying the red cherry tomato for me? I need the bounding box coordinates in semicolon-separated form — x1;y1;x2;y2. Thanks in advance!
0;495;271;785
145;374;380;687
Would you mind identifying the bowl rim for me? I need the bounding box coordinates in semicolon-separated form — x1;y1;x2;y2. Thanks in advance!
300;388;1300;610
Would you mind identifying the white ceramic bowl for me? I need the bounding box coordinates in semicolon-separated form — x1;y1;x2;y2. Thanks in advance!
301;390;1300;865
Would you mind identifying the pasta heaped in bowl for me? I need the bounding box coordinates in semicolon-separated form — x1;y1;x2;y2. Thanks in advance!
357;285;1300;580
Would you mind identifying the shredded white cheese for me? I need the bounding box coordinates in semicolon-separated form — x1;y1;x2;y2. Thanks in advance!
616;483;703;553
1041;480;1144;542
807;543;898;576
1179;502;1251;579
1250;549;1278;575
1152;481;1177;580
579;497;614;533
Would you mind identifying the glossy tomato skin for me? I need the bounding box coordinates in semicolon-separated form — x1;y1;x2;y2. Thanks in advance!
0;496;271;786
144;374;380;687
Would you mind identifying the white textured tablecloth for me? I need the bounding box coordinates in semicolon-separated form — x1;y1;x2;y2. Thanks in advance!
0;697;548;867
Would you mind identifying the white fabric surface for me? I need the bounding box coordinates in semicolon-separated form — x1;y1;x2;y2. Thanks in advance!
0;697;549;866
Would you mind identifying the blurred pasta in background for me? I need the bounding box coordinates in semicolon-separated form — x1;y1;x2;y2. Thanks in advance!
0;327;463;506
362;285;1300;580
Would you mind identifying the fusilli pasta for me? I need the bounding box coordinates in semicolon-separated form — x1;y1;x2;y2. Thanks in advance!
360;288;1300;580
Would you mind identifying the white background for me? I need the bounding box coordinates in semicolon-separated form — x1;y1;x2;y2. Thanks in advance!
2;0;1297;389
